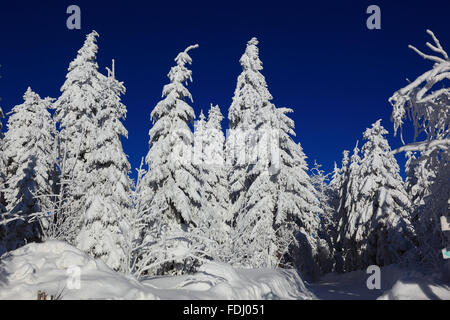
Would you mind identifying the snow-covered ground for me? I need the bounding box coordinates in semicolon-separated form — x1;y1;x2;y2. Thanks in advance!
0;241;449;300
310;265;450;300
0;241;314;300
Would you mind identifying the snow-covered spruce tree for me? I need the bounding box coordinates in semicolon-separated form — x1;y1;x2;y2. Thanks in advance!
226;37;279;269
203;105;232;246
327;162;341;212
120;158;151;276
310;160;336;273
140;44;203;275
227;38;321;274
337;141;362;271
53;30;104;244
328;150;349;272
193;110;207;170
275;109;322;277
333;150;351;217
339;120;415;271
389;30;449;268
1;87;56;251
193;105;231;262
75;61;133;271
404;151;434;208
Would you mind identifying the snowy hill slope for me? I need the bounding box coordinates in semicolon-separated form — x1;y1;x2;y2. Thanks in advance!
0;241;315;300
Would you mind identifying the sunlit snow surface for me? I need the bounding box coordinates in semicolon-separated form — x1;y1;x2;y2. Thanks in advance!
0;241;315;300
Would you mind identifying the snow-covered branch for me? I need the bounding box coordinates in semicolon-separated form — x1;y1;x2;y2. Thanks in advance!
390;139;450;155
389;30;449;143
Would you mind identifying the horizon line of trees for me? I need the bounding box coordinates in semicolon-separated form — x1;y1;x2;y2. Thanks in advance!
0;30;448;280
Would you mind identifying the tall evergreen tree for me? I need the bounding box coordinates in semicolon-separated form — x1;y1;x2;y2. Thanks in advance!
329;150;349;272
339;120;415;271
337;141;362;271
53;30;104;243
76;62;133;271
193;110;207;170
275;109;321;276
193;105;231;262
226;38;279;268
203;104;231;234
328;161;342;212
140;44;202;275
227;38;321;272
2;87;56;251
310;160;336;273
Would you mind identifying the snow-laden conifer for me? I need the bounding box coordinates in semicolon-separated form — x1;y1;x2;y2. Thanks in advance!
310;161;336;273
339;120;415;271
2;88;56;251
193;105;231;262
76;61;133;271
226;38;279;268
227;38;321;273
140;44;203;275
329;151;349;272
53;30;104;243
337;142;362;271
274;109;321;276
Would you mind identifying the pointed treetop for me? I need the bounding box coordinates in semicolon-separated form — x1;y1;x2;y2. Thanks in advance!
361;119;395;160
240;37;262;71
351;140;360;161
86;30;99;41
194;109;206;134
248;37;259;46
79;30;99;55
363;119;388;140
342;150;350;165
22;87;52;105
206;104;223;130
166;44;199;89
208;104;223;120
69;30;99;71
175;44;199;67
8;87;53;117
199;109;205;121
24;86;35;98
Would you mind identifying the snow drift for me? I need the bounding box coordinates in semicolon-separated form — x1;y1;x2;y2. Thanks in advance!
0;241;315;300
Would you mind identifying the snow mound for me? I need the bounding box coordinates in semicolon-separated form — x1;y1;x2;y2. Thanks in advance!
162;262;315;300
0;241;314;300
0;241;156;300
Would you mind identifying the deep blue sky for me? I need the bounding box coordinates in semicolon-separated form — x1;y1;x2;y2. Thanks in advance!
1;0;449;179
